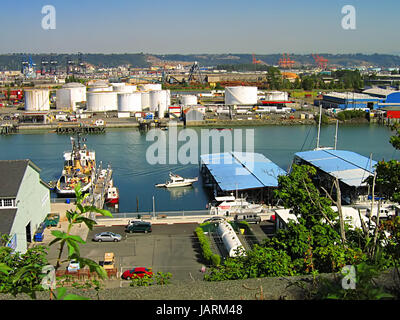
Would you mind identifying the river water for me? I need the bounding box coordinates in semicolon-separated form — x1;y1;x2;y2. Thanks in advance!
0;124;398;212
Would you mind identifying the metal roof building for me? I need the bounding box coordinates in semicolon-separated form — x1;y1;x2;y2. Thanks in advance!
200;152;286;204
294;149;377;204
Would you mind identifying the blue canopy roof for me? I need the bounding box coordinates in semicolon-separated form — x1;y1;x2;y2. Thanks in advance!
294;149;377;187
200;152;286;191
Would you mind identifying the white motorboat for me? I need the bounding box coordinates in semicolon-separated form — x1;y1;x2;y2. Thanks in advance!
155;172;198;188
208;194;264;216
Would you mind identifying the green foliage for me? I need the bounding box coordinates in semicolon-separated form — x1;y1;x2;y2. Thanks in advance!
366;160;400;204
155;272;172;285
274;164;336;228
0;245;48;298
129;273;153;287
195;227;221;266
389;123;400;150
316;263;393;300
55;287;90;300
336;110;367;122
205;245;295;281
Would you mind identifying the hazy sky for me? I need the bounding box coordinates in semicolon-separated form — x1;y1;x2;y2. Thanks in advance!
0;0;398;54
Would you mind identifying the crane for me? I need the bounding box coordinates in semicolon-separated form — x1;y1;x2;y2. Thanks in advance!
312;54;328;69
187;61;205;84
278;53;295;69
252;53;263;64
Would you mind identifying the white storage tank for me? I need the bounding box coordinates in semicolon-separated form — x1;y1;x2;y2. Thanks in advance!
180;94;198;106
138;83;162;91
112;83;137;93
149;90;170;118
87;91;118;112
265;91;289;101
24;88;50;111
87;82;112;92
217;221;246;257
56;82;86;111
225;86;258;105
141;92;150;110
117;92;142;112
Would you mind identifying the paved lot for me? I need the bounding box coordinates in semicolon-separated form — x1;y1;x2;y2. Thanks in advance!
46;223;205;287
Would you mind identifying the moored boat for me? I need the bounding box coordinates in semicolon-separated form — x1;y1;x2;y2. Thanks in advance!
55;135;96;197
155;172;198;188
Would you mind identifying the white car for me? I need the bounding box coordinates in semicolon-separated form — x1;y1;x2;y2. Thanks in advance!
67;259;80;273
202;216;226;224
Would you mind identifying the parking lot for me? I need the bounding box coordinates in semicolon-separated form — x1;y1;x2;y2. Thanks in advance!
46;223;206;286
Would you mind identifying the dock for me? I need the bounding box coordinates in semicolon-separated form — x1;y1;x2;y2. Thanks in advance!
0;123;18;135
56;124;106;134
84;162;113;212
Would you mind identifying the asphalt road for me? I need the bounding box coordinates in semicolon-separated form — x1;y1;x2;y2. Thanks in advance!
46;223;205;286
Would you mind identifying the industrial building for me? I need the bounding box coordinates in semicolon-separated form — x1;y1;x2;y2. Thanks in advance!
320;92;383;110
200;152;286;204
0;160;50;253
293;149;377;204
320;89;400;111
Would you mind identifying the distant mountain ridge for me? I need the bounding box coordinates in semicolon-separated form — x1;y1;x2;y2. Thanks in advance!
1;53;399;70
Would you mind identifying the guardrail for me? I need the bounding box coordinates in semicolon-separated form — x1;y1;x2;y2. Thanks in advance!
104;210;210;219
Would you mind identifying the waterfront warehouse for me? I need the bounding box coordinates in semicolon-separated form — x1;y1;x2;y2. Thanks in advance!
200;152;286;204
293;149;377;204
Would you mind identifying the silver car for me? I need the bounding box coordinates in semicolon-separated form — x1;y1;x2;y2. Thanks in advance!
93;232;122;242
202;216;226;224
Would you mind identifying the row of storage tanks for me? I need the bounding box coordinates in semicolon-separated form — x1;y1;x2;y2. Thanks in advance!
24;82;173;118
25;85;282;114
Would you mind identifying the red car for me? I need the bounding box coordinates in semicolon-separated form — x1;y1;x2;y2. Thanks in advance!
121;267;153;280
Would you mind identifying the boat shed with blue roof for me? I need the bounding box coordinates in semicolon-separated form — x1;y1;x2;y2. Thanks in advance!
293;149;377;204
200;152;287;204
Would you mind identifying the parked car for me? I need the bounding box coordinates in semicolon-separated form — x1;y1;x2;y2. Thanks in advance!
121;267;153;280
234;213;261;224
202;216;226;224
99;252;116;270
125;221;152;233
67;259;80;273
93;232;122;242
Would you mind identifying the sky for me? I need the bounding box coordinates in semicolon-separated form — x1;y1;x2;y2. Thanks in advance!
0;0;399;55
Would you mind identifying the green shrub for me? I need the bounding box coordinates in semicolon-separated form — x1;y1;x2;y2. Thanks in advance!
195;227;221;266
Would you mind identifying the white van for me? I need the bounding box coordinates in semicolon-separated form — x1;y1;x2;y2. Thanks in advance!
234;213;261;224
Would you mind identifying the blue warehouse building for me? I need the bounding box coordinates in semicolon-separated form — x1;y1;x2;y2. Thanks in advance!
320;89;400;111
320;92;383;110
200;152;286;204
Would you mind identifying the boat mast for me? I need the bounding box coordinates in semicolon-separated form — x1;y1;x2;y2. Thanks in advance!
334;120;339;150
316;104;322;149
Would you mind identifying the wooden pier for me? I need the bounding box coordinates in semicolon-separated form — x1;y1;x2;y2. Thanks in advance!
0;123;18;135
84;162;113;211
56;124;105;134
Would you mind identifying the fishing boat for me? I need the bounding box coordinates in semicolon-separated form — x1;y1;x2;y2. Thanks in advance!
155;172;198;188
106;179;119;205
55;135;96;197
